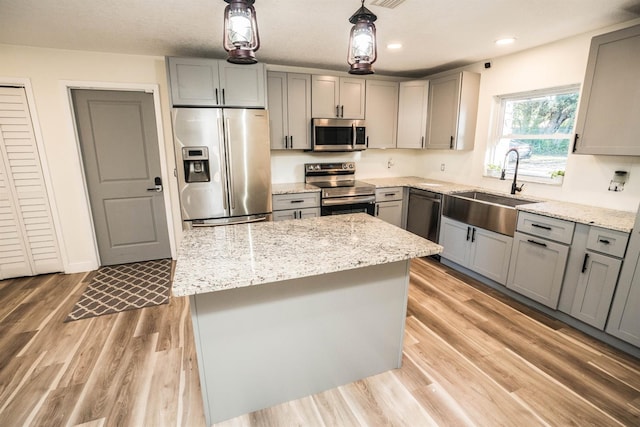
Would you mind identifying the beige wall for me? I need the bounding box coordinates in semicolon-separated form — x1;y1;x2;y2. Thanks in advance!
0;44;182;273
271;18;640;212
2;19;640;272
417;18;640;212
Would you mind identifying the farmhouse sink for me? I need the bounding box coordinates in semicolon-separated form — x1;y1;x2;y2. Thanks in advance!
443;191;539;236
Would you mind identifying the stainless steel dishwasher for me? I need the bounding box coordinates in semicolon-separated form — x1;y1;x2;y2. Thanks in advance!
406;189;442;243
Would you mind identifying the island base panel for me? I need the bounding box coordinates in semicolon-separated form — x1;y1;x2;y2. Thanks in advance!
190;260;410;424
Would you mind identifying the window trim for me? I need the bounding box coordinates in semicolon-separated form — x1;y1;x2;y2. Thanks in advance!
486;84;581;184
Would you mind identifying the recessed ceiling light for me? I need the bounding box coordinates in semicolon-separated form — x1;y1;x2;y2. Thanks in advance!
387;43;403;49
495;37;516;46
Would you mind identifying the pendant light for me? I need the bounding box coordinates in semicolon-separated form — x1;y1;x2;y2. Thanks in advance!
223;0;260;64
347;0;378;75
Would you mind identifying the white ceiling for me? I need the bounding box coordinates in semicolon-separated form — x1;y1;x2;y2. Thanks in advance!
1;0;639;77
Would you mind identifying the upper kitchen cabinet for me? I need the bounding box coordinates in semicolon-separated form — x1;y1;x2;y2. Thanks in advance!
312;75;365;119
365;80;399;149
267;72;312;150
425;71;480;150
397;80;428;149
573;24;640;155
167;57;266;108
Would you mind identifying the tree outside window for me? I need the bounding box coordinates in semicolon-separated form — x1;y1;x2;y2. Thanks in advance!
487;85;580;183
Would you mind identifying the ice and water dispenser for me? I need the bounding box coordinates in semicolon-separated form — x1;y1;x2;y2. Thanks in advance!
182;147;210;183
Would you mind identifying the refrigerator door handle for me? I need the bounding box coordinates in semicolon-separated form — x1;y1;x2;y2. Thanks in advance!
217;117;228;211
224;118;236;210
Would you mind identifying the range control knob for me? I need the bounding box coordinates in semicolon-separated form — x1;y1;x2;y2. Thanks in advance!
348;163;354;169
342;163;348;169
315;165;321;170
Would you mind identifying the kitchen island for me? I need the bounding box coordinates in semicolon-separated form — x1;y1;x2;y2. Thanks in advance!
172;213;442;424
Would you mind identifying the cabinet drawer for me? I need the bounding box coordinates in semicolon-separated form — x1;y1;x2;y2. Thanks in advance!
272;192;320;211
375;187;403;202
586;226;629;258
517;212;575;244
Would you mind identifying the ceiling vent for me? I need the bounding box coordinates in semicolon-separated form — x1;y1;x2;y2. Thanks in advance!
370;0;406;9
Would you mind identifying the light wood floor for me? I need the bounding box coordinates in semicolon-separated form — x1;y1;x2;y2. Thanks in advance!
1;258;639;426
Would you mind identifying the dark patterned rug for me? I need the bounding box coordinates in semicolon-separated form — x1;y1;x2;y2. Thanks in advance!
65;259;172;322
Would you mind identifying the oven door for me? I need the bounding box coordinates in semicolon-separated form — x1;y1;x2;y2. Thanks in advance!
321;196;375;216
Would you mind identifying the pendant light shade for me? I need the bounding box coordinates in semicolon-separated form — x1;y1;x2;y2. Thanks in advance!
347;0;378;75
223;0;260;64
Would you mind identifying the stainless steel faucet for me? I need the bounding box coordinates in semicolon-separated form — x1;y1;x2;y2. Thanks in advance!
500;148;525;195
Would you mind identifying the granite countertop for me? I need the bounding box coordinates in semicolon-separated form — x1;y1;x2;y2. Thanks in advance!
361;176;478;194
172;213;442;297
517;201;636;233
272;182;321;195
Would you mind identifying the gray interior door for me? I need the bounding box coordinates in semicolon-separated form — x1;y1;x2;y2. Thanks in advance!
71;89;170;266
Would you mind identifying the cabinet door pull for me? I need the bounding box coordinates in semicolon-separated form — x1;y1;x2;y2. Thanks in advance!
298;210;303;219
598;239;611;245
384;192;396;197
290;200;305;204
222;88;226;105
471;227;476;242
531;223;552;231
336;105;340;117
450;136;454;149
293;210;298;219
366;136;369;148
527;239;547;248
284;135;289;149
466;226;471;241
572;133;579;152
215;88;219;105
376;205;380;216
340;105;344;117
581;253;590;273
290;135;293;148
421;136;425;148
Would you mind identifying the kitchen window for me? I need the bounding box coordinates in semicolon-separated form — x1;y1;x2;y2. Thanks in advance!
486;85;580;184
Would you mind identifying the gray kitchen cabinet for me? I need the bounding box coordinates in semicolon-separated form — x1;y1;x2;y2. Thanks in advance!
365;80;399;149
167;57;266;107
425;71;480;151
606;211;640;347
573;24;640;155
440;216;513;285
507;212;574;309
571;252;622;329
272;207;320;221
272;192;320;221
375;187;403;227
397;80;428;149
569;226;628;328
312;75;365;119
267;72;312;150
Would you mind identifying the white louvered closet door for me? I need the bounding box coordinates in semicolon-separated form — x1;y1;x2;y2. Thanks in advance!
0;87;62;279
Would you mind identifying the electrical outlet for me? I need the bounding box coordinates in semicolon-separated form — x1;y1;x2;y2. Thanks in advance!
440;163;445;172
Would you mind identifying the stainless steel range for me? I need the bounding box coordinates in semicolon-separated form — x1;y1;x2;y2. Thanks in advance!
305;162;376;216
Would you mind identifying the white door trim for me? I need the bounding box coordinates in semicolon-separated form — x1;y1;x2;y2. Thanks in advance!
61;80;177;270
0;76;69;273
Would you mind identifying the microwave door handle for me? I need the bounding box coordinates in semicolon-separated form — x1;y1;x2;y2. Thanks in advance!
352;124;356;149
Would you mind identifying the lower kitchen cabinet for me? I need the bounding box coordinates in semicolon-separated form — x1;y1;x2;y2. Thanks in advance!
375;201;403;227
570;251;622;329
606;217;640;347
440;217;513;285
272;192;320;221
507;231;569;309
273;207;320;221
375;187;403;227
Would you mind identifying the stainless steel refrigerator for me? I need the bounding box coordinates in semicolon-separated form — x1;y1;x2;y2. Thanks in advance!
172;108;272;226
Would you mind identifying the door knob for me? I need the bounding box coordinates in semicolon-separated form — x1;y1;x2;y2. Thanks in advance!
147;177;163;192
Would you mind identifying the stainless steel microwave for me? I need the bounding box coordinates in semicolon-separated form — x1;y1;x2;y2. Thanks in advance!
311;118;366;152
